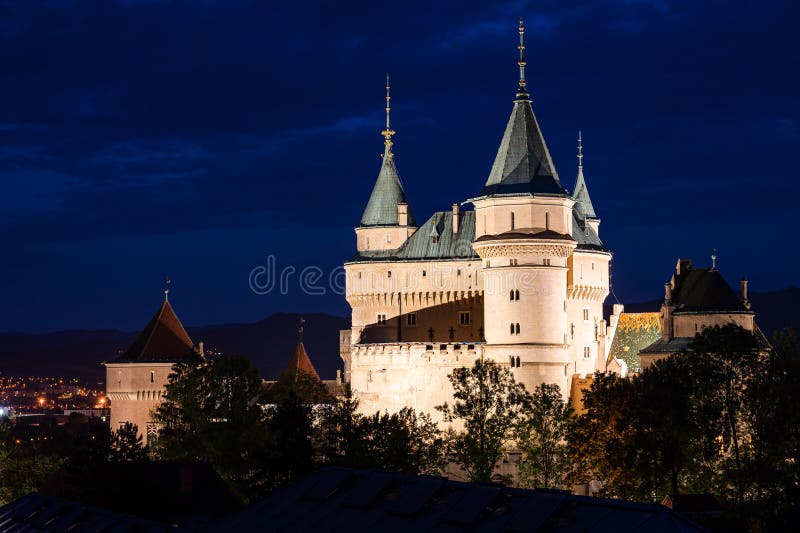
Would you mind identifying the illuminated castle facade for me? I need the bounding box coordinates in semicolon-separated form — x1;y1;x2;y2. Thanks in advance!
340;21;619;421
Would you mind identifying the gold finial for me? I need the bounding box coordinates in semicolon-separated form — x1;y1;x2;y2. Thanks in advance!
381;73;395;155
577;130;583;169
517;18;528;99
164;276;171;302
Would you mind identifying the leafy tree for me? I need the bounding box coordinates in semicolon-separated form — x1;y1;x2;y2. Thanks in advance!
437;359;530;482
152;353;269;500
362;408;446;475
110;422;148;462
516;383;572;489
316;384;368;468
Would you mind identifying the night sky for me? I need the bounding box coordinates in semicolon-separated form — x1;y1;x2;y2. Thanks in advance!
0;0;797;332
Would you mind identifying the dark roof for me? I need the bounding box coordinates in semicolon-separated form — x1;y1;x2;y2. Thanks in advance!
213;467;706;532
608;313;662;372
474;227;574;243
573;165;597;220
353;210;479;262
112;299;195;363
663;494;725;513
360;147;416;227
282;341;320;381
670;268;750;314
39;461;242;525
0;493;178;532
478;98;568;198
571;212;606;251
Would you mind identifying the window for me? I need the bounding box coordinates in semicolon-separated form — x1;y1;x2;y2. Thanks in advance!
510;323;520;335
516;356;521;368
377;314;387;326
510;289;520;301
511;212;515;230
406;313;417;326
583;309;590;321
485;260;491;268
422;270;427;277
543;258;551;266
459;311;471;325
584;347;591;358
545;212;550;230
387;271;392;278
387;234;392;243
516;323;521;335
150;371;155;384
457;269;461;276
509;356;521;368
591;262;595;270
510;258;518;266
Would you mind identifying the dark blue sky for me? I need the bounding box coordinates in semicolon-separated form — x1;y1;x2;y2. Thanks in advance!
1;0;797;332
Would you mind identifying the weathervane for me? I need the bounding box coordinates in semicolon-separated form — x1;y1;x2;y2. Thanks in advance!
517;18;528;99
577;130;584;170
298;317;305;342
711;249;717;270
164;276;171;302
381;73;395;155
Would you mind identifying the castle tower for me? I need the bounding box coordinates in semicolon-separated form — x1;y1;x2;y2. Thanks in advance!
356;76;418;252
470;20;609;395
104;282;196;444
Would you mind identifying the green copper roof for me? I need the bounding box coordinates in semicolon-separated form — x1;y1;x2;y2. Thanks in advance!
353;210;478;261
480;99;567;197
359;147;416;227
573;165;597;220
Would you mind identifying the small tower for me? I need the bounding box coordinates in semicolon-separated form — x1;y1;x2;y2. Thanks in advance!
104;280;196;444
573;131;600;237
356;75;417;252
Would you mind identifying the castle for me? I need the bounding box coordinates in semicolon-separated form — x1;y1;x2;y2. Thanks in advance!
339;21;617;421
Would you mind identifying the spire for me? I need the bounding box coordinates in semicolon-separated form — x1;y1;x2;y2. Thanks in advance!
381;74;395;154
517;18;529;100
115;293;194;363
360;76;416;227
479;21;565;198
572;130;598;220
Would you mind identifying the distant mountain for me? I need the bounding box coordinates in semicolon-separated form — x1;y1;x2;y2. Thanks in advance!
0;313;350;384
605;288;800;338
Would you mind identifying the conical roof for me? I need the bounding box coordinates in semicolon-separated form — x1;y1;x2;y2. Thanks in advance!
281;341;320;381
114;300;195;363
480;99;567;197
360;147;416;227
573;165;597;219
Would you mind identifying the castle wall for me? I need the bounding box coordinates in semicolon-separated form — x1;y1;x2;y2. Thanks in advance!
672;312;754;337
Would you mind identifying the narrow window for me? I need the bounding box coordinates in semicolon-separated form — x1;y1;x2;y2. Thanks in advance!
515;290;520;300
387;233;392;243
422;270;427;277
510;323;515;335
583;309;589;321
516;356;521;368
388;271;392;278
377;314;387;326
543;258;551;266
459;311;471;325
510;290;515;301
509;356;515;367
457;269;461;276
511;212;515;230
150;371;155;383
545;212;550;230
515;323;521;335
407;313;417;326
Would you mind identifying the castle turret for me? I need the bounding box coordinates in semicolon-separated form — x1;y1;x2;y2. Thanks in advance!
356;76;417;252
104;281;196;444
573;131;600;237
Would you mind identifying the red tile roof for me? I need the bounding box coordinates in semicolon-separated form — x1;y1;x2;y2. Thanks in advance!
282;341;320;380
114;300;195;363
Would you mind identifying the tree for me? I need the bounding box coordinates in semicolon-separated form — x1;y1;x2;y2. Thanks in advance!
316;384;368;468
152;353;269;500
361;408;446;475
437;359;530;482
516;383;572;489
110;422;148;462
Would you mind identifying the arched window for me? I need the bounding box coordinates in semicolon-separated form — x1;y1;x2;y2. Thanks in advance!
515;289;520;300
150;371;155;383
510;323;515;335
510;290;515;301
515;323;521;334
510;355;515;367
516;356;521;368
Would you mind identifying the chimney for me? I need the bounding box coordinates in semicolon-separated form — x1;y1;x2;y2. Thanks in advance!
664;282;672;304
676;258;692;276
397;203;408;226
741;278;751;309
452;203;460;233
